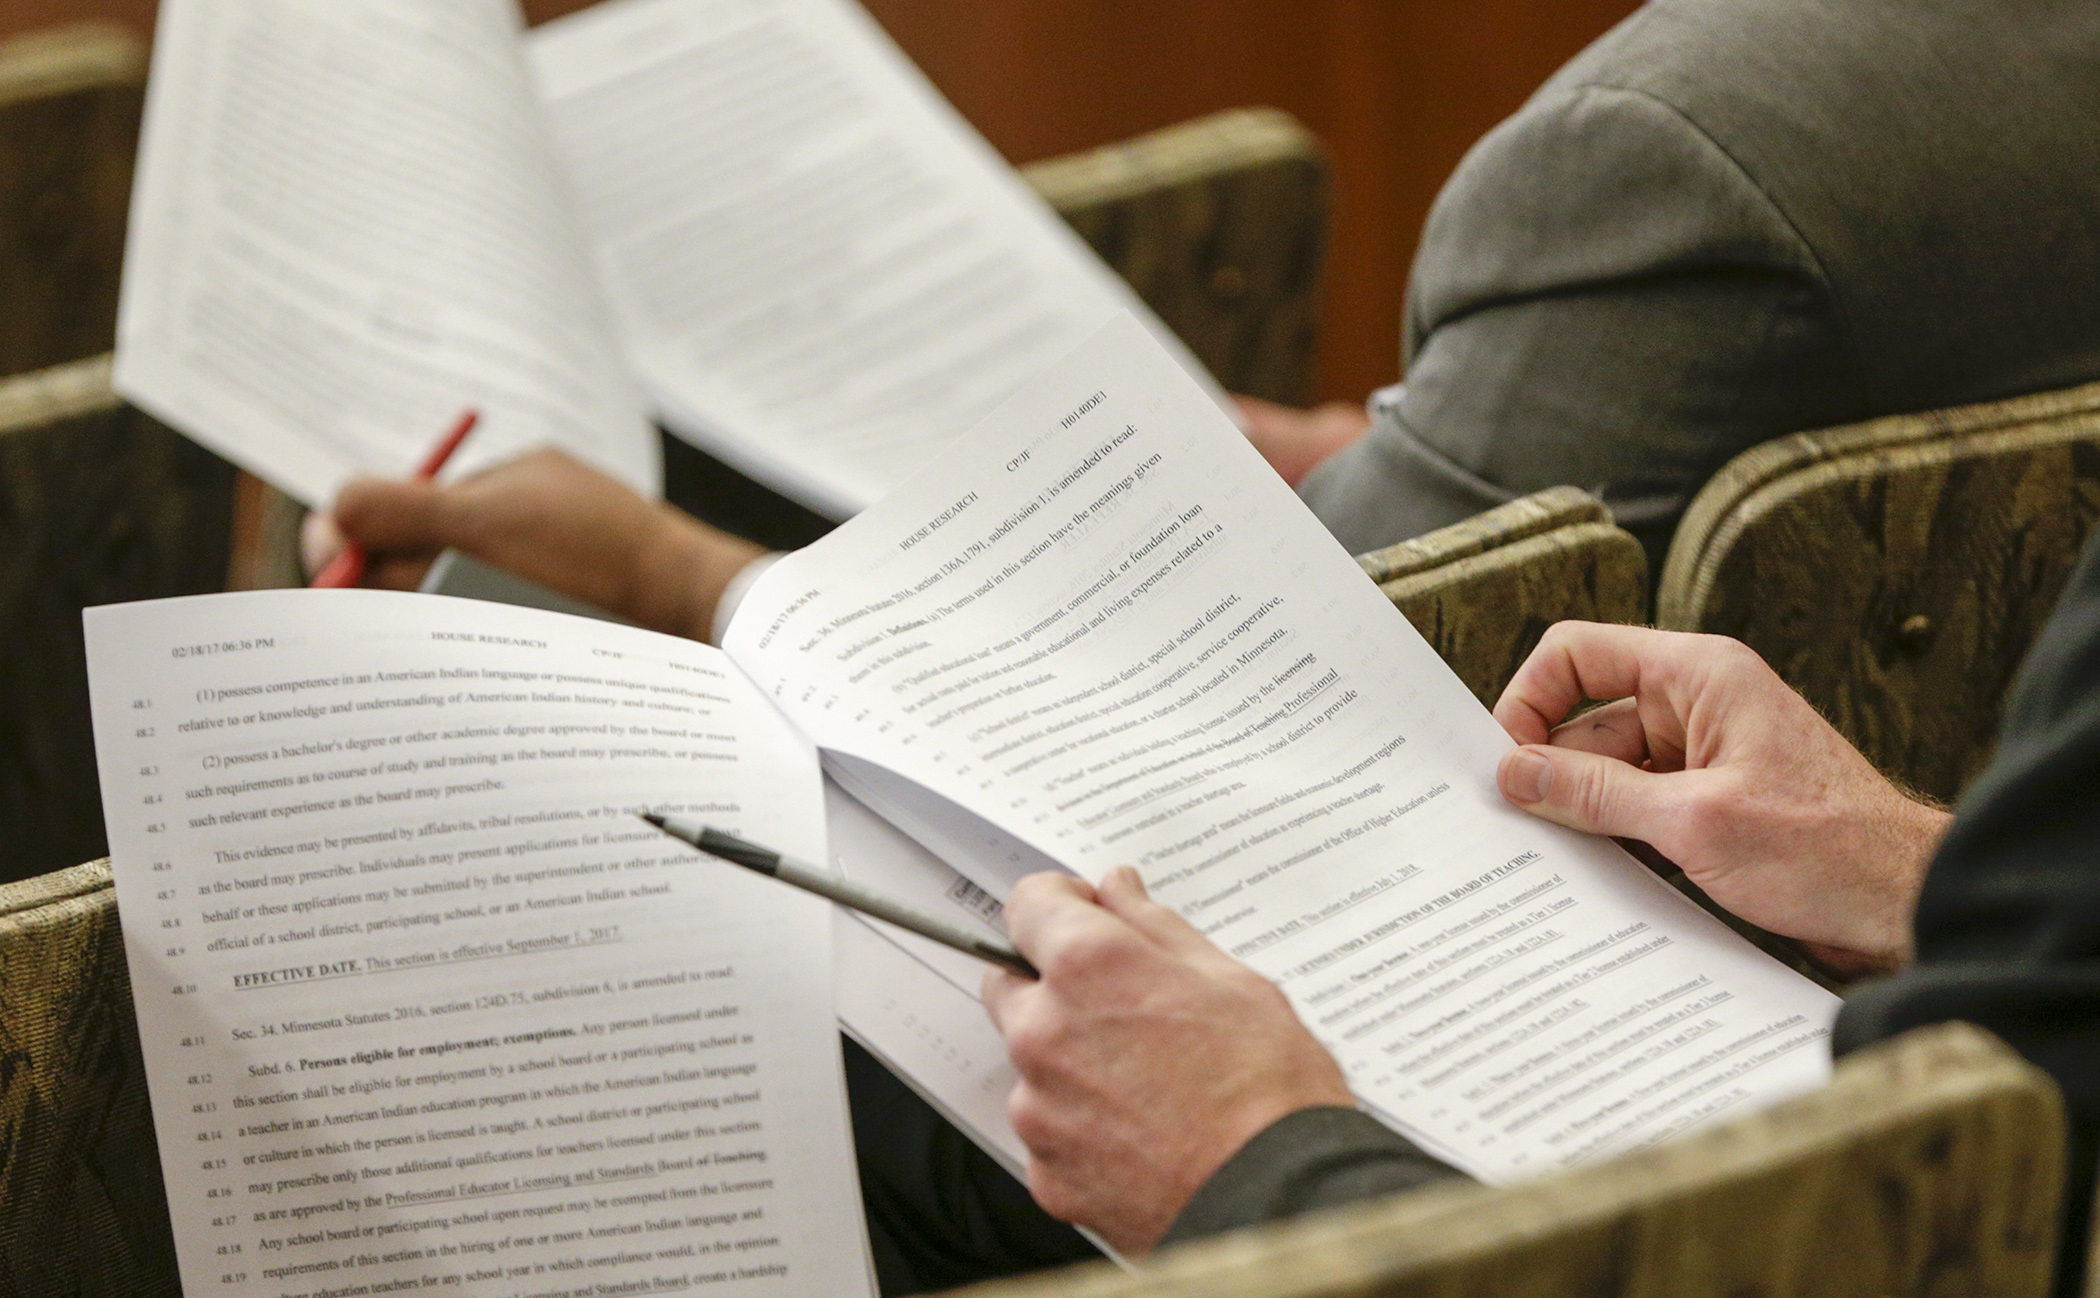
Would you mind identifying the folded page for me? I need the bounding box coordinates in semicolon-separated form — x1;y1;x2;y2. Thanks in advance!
824;781;1025;1176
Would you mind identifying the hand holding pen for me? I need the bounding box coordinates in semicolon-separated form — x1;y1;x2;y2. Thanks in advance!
641;814;1038;977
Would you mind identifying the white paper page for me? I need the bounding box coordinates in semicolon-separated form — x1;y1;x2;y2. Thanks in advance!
725;314;1840;1181
118;0;659;506
87;590;870;1298
824;783;1026;1175
526;0;1223;518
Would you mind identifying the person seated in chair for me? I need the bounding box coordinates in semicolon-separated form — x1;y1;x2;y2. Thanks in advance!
1247;0;2100;573
972;541;2100;1292
326;0;2100;592
306;0;2100;1286
311;445;2100;1295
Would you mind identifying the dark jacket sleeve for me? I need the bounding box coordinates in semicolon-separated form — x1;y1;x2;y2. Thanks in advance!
1296;83;1859;572
1834;535;2100;1289
1158;1106;1462;1247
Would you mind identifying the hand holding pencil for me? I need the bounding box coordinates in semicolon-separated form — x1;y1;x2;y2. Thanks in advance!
310;408;481;588
306;444;769;642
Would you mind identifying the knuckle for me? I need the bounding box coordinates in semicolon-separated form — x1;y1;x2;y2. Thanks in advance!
447;496;500;549
1517;623;1575;680
1001;1008;1064;1074
1064;927;1122;967
1565;761;1616;827
330;487;371;527
1675;779;1735;844
1042;928;1125;982
1535;619;1582;650
1028;1172;1083;1224
1006;1089;1043;1143
1007;1090;1063;1156
1220;961;1279;1003
1252;971;1296;1011
1706;635;1769;679
1010;872;1063;910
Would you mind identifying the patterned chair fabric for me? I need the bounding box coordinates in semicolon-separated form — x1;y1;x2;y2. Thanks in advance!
1657;380;2100;803
0;859;178;1296
1356;485;1650;707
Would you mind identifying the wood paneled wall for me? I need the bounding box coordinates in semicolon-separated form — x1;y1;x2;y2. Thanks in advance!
3;0;1638;400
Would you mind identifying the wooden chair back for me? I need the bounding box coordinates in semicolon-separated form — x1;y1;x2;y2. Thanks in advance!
0;22;143;379
1024;107;1329;406
1656;381;2100;802
0;359;245;887
945;1021;2066;1298
1355;485;1649;706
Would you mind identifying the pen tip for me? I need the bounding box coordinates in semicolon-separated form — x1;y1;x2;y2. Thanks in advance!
640;812;666;828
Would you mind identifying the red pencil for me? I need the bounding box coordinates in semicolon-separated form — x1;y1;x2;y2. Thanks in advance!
311;408;480;589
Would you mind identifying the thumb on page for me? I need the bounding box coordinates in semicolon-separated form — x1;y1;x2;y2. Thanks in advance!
1497;744;1682;842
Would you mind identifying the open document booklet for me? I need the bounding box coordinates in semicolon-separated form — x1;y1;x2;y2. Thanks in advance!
89;317;1838;1298
115;0;1216;517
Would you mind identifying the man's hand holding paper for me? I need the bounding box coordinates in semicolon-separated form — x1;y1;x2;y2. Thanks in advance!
979;621;1957;1246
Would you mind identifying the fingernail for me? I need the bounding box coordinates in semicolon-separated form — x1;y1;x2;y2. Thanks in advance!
1504;750;1552;805
1113;865;1145;893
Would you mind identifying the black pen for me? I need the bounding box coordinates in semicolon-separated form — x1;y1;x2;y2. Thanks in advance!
640;814;1038;978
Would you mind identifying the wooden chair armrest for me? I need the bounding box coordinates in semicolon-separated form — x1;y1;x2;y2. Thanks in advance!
0;350;117;433
1353;484;1614;585
0;855;112;915
0;23;143;102
1349;489;1646;705
1023;108;1329;404
1659;377;2100;625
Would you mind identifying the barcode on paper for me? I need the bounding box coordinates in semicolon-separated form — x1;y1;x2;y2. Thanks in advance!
944;875;1004;926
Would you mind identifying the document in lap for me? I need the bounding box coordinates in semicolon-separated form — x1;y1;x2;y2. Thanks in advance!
87;594;875;1298
117;0;1213;516
90;315;1838;1293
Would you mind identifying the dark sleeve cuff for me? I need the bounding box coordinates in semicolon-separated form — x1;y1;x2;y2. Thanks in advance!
1834;964;2100;1114
1158;1106;1465;1247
